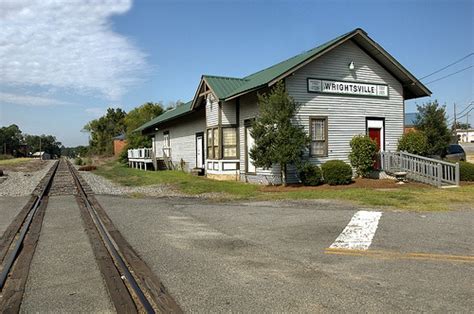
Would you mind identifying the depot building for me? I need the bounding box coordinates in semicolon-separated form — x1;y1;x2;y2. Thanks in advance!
135;28;431;184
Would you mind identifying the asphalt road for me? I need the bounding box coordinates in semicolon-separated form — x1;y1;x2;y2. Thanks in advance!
97;196;474;313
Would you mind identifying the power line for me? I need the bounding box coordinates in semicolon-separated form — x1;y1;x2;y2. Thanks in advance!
456;107;474;122
450;103;473;122
449;107;474;125
448;102;472;123
420;52;473;80
456;102;474;116
425;65;473;85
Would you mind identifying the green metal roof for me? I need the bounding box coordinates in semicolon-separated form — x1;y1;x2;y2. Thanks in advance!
223;29;354;99
135;100;193;132
202;75;247;99
138;30;355;132
137;28;429;132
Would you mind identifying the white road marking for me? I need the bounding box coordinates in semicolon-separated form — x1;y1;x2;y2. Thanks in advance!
329;210;382;250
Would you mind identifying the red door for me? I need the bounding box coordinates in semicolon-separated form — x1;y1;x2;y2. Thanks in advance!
368;128;381;169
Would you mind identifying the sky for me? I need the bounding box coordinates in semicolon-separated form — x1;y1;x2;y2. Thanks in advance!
0;0;473;146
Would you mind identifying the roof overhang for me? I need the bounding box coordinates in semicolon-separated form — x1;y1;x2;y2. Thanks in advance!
191;76;219;110
350;31;431;99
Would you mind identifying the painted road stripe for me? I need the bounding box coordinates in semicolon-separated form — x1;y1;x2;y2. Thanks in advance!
329;210;382;250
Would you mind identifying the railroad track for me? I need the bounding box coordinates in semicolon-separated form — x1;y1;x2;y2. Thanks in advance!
0;159;181;313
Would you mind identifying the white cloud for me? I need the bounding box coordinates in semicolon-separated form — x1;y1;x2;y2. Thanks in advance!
0;0;146;101
85;107;106;117
0;92;75;106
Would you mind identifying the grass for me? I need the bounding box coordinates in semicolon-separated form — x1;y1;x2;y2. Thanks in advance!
271;185;474;211
94;161;260;198
0;157;33;165
95;161;474;211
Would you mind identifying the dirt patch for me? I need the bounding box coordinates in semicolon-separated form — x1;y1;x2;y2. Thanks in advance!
0;159;50;172
259;178;431;192
89;156;116;167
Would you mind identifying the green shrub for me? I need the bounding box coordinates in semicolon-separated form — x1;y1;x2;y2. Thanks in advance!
75;157;83;165
321;160;353;185
298;163;323;186
349;135;377;177
398;131;429;156
460;161;474;181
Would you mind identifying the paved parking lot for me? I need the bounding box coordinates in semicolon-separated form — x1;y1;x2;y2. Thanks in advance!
98;196;474;312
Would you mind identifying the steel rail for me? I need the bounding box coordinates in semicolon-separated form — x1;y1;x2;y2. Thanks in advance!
0;161;59;290
67;161;155;314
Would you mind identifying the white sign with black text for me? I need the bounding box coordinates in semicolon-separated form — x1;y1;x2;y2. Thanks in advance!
308;79;388;97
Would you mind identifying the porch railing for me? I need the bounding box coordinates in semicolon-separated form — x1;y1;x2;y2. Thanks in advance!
380;151;460;187
127;148;153;159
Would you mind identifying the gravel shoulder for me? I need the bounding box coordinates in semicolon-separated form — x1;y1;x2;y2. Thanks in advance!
79;168;230;199
78;169;185;197
0;160;55;197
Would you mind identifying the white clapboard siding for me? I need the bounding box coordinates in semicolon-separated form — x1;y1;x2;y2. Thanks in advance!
238;91;282;184
152;111;205;171
206;94;219;127
221;99;237;125
285;40;404;182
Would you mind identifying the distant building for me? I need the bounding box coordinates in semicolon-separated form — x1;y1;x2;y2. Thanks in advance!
113;134;127;156
404;113;417;133
456;129;474;143
32;151;51;160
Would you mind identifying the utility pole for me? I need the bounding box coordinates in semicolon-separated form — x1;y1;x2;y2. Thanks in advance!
467;112;470;143
453;103;457;130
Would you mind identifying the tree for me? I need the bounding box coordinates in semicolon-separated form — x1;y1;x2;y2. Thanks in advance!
83;108;126;155
415;101;451;156
452;121;471;129
397;131;429;156
24;134;62;157
124;102;164;148
61;145;89;158
250;81;310;185
0;124;23;156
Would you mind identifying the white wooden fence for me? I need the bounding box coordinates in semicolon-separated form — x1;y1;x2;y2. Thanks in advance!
381;151;460;187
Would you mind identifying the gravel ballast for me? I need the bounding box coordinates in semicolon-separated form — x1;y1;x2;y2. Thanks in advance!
78;170;184;197
0;161;55;197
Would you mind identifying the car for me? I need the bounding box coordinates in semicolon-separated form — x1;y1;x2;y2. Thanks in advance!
445;144;466;162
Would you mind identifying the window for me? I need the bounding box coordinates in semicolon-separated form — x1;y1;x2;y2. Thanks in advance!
222;127;237;158
213;128;219;158
207;128;219;159
207;129;213;158
310;117;328;156
163;131;170;147
207;127;237;159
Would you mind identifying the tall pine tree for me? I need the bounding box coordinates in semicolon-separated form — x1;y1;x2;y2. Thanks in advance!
250;81;310;185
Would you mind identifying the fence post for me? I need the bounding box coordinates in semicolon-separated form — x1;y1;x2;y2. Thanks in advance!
437;163;442;187
455;162;460;186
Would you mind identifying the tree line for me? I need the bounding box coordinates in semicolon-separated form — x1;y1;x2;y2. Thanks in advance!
82;101;181;156
0;124;62;158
